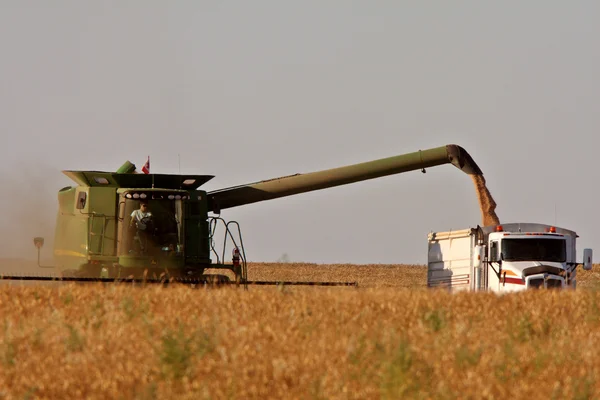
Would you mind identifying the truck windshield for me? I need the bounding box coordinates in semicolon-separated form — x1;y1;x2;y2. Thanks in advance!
501;238;566;262
121;197;184;256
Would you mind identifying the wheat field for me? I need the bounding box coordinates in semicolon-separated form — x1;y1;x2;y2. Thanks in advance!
1;262;600;399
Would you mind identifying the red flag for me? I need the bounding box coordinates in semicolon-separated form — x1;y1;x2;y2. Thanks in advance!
141;156;150;174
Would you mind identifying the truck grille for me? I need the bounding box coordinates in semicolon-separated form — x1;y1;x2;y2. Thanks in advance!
528;277;562;289
529;278;544;289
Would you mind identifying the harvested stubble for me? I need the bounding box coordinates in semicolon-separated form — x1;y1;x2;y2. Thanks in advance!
246;262;428;288
1;264;600;399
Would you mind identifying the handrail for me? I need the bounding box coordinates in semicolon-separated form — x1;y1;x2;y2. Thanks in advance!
208;216;248;288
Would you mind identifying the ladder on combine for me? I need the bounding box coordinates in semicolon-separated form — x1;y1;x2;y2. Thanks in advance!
208;216;248;288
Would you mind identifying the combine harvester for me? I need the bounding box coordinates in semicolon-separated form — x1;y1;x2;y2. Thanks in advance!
427;223;593;291
2;144;486;287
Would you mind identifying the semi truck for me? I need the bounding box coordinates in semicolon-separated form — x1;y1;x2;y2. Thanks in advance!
427;222;593;292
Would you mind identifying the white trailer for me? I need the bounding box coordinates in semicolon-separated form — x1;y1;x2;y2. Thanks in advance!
427;222;593;292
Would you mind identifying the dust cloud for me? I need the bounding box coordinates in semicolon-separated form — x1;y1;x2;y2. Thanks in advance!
470;174;500;226
0;163;60;272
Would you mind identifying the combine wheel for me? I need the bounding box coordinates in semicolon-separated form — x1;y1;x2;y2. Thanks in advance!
60;269;84;279
203;274;231;287
58;269;89;286
159;277;171;288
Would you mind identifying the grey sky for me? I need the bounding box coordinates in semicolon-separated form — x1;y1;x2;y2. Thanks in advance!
1;1;599;265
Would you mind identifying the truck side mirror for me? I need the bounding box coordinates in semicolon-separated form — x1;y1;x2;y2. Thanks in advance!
489;241;497;262
583;248;593;270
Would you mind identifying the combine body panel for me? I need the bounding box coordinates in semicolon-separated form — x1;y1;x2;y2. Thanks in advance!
427;223;593;292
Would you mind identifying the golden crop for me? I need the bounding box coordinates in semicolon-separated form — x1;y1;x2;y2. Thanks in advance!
0;263;599;399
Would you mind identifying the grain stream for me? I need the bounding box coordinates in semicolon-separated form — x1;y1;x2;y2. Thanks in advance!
471;174;500;226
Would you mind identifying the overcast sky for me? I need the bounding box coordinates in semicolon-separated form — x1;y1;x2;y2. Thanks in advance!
1;1;599;265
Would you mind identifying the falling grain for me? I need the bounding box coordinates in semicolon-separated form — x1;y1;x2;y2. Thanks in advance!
471;174;500;226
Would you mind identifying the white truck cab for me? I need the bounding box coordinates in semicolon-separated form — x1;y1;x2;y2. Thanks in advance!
427;223;593;292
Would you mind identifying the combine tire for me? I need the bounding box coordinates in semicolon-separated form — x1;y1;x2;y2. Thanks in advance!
202;274;231;287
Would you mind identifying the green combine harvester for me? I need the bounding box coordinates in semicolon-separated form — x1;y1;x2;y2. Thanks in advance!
5;144;483;287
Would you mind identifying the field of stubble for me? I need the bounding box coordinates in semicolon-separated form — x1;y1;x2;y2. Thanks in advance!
1;261;600;399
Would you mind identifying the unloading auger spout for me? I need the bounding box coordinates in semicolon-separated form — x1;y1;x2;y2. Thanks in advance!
207;144;483;213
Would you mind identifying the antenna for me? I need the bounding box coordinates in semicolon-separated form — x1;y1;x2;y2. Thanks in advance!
178;153;183;189
554;203;556;225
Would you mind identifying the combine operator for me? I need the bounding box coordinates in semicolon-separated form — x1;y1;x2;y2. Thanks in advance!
129;200;153;254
